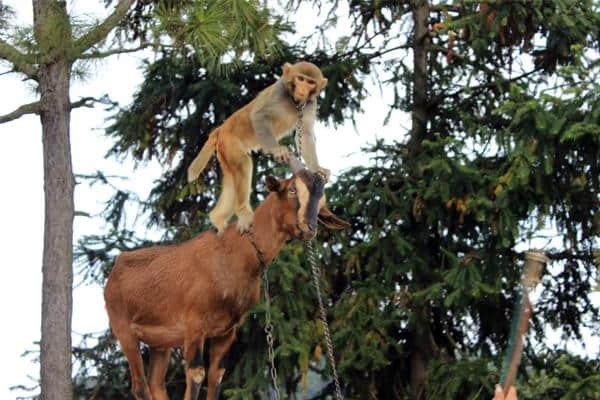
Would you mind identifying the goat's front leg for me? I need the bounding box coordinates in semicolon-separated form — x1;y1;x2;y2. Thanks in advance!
206;329;237;400
183;330;206;400
148;347;172;400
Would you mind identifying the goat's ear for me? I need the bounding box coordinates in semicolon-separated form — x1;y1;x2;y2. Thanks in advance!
265;175;282;192
318;207;350;230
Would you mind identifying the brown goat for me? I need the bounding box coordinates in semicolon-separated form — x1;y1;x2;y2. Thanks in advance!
104;171;349;400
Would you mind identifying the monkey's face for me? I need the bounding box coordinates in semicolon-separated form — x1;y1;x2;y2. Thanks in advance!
266;172;348;241
291;74;319;104
282;62;328;105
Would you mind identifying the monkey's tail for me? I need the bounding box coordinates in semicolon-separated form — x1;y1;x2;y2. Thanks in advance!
187;130;218;183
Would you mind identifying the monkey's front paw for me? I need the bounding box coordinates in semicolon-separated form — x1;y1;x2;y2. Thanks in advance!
236;212;254;233
271;146;290;164
209;210;229;234
317;167;331;181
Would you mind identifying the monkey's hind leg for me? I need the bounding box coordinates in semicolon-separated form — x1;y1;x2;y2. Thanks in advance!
209;163;235;234
232;153;254;233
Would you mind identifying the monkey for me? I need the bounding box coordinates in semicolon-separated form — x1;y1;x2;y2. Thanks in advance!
187;61;331;234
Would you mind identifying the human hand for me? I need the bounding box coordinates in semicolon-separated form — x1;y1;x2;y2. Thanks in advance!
493;385;517;400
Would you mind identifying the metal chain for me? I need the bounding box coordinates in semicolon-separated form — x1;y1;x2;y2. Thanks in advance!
262;268;281;400
259;103;343;399
293;102;306;159
307;240;344;400
295;103;343;399
248;228;281;400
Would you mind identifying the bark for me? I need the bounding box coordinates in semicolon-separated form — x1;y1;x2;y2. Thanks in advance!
39;62;74;400
71;0;135;56
33;1;74;399
409;307;438;399
0;37;38;79
0;101;40;123
409;2;437;399
410;0;430;155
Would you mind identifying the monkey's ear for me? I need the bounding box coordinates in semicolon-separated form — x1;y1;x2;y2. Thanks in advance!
282;63;293;78
265;176;282;192
320;77;328;90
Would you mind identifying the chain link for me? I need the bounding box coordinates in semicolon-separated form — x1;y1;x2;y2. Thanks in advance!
293;102;306;159
262;268;281;400
307;240;344;400
296;102;343;399
247;228;280;399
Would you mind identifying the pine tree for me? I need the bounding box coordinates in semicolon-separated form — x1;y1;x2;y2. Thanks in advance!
314;1;600;398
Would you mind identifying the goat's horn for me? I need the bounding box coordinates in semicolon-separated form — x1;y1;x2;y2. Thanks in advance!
288;154;305;174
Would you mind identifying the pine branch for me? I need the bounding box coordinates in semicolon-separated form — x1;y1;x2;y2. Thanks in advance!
78;43;151;60
0;98;112;123
0;38;37;80
430;4;464;14
70;95;119;110
71;0;135;58
0;101;40;124
430;66;543;107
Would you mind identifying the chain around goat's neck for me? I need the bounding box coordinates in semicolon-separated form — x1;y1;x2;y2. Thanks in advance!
246;228;266;269
252;225;280;399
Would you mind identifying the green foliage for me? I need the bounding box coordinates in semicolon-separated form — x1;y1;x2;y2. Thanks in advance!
427;352;600;400
519;352;600;400
152;0;286;73
428;358;498;400
0;3;14;30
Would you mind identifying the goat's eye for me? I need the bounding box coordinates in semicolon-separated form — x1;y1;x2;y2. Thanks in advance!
288;187;296;195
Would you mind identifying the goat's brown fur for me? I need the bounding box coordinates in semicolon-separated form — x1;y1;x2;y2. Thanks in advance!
104;173;348;400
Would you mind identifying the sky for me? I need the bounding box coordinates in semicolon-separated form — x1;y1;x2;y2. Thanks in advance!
0;1;597;399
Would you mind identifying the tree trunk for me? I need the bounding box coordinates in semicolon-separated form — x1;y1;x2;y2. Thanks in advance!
409;2;435;399
410;0;430;155
33;1;74;399
409;306;438;399
39;59;74;400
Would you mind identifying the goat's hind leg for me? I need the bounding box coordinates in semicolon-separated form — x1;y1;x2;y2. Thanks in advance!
183;333;206;400
113;325;151;400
